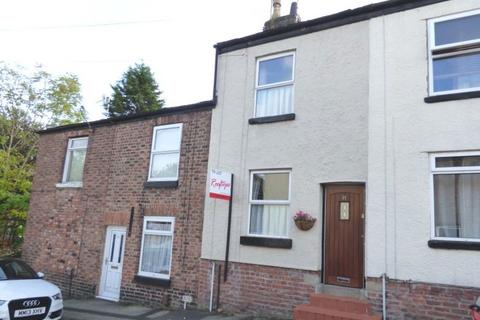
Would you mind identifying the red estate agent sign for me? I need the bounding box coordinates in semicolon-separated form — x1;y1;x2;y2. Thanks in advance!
209;169;232;201
209;169;234;281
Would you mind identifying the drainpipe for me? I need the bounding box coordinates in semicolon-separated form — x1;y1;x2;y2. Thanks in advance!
381;15;388;320
68;268;75;298
209;262;215;312
382;273;387;320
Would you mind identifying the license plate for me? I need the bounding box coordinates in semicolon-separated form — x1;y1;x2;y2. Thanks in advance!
14;307;46;317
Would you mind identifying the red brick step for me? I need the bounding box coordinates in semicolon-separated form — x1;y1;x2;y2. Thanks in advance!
294;293;382;320
294;305;381;320
310;293;371;314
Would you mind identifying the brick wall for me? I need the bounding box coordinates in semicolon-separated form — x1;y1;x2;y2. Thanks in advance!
194;262;479;319
367;277;480;320
197;259;319;318
23;109;212;308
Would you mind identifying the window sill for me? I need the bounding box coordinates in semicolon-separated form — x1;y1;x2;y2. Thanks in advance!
424;91;480;103
56;182;83;189
428;240;480;251
134;275;171;287
144;180;178;188
240;236;292;249
249;113;295;125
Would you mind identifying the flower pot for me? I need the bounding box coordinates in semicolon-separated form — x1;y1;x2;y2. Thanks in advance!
294;219;315;231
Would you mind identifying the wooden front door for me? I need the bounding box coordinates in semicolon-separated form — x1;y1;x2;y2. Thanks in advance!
324;184;365;288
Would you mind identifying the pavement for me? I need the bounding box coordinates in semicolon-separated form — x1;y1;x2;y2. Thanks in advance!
63;299;251;320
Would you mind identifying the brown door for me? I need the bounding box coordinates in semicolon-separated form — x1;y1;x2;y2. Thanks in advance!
324;184;365;288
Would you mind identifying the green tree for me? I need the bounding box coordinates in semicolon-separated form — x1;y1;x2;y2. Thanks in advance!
0;63;86;253
103;62;165;117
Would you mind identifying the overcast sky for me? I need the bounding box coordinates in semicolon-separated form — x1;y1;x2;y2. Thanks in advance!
0;0;382;121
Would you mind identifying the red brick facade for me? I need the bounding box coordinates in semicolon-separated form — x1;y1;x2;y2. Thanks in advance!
22;107;212;308
197;259;319;318
367;277;479;320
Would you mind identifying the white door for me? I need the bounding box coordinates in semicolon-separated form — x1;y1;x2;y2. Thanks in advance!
98;226;126;301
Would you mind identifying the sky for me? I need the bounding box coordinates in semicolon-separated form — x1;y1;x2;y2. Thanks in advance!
0;0;383;121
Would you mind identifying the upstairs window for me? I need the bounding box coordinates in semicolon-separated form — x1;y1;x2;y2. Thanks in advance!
249;170;290;237
62;137;88;183
255;52;295;118
148;123;182;182
428;10;480;95
431;152;480;241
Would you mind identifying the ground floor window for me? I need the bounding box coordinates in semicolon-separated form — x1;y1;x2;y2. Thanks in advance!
431;152;480;240
249;170;290;237
138;216;175;279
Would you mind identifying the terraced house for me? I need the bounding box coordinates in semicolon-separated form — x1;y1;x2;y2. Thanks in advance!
22;0;480;319
23;102;213;307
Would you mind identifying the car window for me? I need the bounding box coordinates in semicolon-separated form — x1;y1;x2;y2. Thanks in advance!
0;260;38;280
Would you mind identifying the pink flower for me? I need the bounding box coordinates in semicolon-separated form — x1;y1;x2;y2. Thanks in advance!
294;210;316;222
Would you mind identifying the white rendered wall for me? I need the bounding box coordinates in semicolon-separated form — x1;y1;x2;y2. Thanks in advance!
366;0;480;288
201;21;370;271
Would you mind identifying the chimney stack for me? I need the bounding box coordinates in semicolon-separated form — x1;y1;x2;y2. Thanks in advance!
264;1;301;31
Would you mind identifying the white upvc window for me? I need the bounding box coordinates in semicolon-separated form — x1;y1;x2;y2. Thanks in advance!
248;170;291;238
430;151;480;242
138;216;175;279
428;9;480;96
254;52;295;118
148;123;183;182
62;137;88;184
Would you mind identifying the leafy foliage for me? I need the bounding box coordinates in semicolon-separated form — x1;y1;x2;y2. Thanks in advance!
103;62;165;117
0;63;86;252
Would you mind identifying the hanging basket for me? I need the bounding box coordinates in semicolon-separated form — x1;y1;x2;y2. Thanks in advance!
294;219;316;231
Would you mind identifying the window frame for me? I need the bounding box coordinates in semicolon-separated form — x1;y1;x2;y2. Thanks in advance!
61;137;88;184
428;9;480;96
254;51;296;118
430;151;480;243
147;123;183;182
247;170;291;239
138;216;175;280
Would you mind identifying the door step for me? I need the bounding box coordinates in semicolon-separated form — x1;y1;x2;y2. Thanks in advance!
316;284;367;300
294;293;381;320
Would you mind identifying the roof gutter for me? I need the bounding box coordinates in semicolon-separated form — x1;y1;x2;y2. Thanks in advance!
38;100;216;134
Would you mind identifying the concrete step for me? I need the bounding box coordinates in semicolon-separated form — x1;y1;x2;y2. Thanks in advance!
315;284;367;300
294;305;382;320
309;294;371;315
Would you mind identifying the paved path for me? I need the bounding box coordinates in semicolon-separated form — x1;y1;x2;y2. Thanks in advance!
63;299;250;320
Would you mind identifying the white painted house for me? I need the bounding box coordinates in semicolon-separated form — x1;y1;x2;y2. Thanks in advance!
200;0;480;319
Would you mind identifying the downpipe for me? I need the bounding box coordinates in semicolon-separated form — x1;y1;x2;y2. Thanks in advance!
209;262;215;312
382;273;387;320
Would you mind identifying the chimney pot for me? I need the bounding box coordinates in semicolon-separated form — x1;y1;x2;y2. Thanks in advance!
264;0;300;31
290;2;298;16
272;0;282;19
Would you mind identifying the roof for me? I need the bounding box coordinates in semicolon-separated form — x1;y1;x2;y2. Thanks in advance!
215;0;450;54
38;100;216;134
